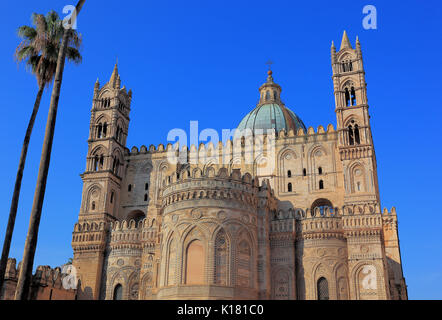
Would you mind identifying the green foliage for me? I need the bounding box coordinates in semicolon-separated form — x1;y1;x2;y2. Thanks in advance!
15;10;82;88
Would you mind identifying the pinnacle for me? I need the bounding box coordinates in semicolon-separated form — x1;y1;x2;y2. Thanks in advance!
109;60;119;87
340;30;352;50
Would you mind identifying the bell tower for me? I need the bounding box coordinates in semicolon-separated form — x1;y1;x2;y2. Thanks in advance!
72;63;132;299
331;31;380;204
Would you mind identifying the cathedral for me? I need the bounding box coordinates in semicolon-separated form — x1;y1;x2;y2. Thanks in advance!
71;31;407;300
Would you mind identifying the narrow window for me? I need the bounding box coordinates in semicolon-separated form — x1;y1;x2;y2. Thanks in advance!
110;191;114;203
318;167;323;175
348;125;354;145
351;87;356;105
91;201;96;211
114;159;120;175
94;155;99;171
354;124;360;144
288;183;293;192
97;123;102;138
273;90;277;100
349;61;353;71
287;170;292;178
214;230;227;285
128;184;132;192
103;123;107;137
144;194;148;201
319;180;324;190
99;155;104;170
317;277;329;300
119;128;123;143
113;284;123;300
345;88;350;107
116;126;121;141
265;91;270;101
303;168;307;176
145;183;149;190
112;157;116;173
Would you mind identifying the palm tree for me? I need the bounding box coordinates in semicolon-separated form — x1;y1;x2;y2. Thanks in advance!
0;11;81;297
14;1;85;300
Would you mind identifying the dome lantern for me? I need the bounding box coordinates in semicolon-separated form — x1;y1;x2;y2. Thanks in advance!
236;69;306;135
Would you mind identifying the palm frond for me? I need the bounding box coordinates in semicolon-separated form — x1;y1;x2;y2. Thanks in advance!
16;10;83;87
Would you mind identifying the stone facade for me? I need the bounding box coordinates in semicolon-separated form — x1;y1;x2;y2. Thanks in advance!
72;31;407;300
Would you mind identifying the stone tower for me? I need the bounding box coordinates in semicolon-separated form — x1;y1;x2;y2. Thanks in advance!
329;31;402;299
72;63;132;299
331;30;379;203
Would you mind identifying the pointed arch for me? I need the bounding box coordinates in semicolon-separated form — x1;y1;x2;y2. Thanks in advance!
214;228;229;285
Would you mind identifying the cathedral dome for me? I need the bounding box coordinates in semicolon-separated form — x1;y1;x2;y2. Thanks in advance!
237;103;306;134
236;69;306;134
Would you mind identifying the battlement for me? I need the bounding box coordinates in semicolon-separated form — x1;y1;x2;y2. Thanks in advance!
72;221;107;252
1;258;76;300
126;124;337;158
269;205;398;240
161;167;272;213
109;217;158;248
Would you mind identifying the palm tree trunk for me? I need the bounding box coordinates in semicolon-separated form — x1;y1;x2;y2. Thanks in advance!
14;0;85;300
0;85;44;297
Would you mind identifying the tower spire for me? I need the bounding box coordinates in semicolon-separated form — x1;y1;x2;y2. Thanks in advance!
340;30;352;50
109;60;119;88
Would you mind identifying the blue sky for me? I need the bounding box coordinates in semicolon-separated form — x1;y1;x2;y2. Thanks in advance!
0;0;441;299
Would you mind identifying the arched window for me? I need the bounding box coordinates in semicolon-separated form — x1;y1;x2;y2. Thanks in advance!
287;170;292;178
354;124;360;144
319;180;324;190
345;88;350;107
303;168;307;176
348;125;354;145
318;167;323;175
185;240;204;284
110;191;114;204
214;230;227;285
97;123;102;138
91;201;96;211
145;183;149;190
288;183;293;192
351;87;356;105
102;123;107;137
273;90;277;100
99;155;104;170
112;158;120;176
126;210;145;223
317;277;329;300
311;198;333;216
144;194;148;202
113;284;123;300
265;91;270;101
128;184;132;192
94;155;99;171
